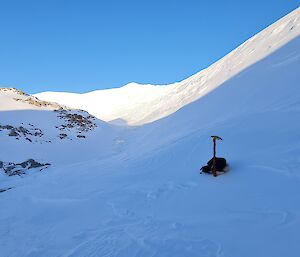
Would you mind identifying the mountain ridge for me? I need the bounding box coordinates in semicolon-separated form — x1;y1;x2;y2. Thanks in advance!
35;7;300;125
1;8;300;257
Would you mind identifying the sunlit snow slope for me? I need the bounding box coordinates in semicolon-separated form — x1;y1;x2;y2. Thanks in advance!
1;7;300;257
36;8;300;125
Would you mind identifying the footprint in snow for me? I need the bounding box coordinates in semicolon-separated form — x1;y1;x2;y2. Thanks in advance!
147;181;198;200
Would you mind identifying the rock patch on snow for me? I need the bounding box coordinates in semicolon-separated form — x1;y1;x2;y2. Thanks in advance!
0;87;69;111
0;124;44;141
55;109;97;139
0;187;12;193
13;96;66;110
0;87;28;96
0;159;51;176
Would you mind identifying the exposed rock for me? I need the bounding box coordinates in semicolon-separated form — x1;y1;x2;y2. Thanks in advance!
0;87;68;110
0;88;97;142
0;124;43;141
14;96;68;110
8;131;18;137
0;125;13;130
55;109;97;139
0;187;12;193
59;133;68;139
0;87;28;96
0;159;51;176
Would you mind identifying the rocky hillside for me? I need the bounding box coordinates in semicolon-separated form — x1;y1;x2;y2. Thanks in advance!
0;88;117;178
0;88;98;143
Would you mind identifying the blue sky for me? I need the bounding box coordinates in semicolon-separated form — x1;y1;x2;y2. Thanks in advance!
0;0;299;94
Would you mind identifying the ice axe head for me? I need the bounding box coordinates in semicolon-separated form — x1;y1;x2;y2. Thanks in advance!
211;135;223;141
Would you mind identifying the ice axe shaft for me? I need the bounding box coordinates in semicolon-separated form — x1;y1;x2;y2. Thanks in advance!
211;136;223;177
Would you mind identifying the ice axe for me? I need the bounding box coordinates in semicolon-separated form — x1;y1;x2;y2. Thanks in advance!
211;135;223;177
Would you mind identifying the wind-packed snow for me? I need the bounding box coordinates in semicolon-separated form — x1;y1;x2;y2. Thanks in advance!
1;7;300;257
35;8;300;126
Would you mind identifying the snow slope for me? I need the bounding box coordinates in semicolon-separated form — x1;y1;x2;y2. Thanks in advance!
0;88;65;111
35;8;300;125
0;88;119;166
1;7;300;257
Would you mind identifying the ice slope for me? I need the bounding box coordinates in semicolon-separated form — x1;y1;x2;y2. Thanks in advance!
35;7;300;125
1;17;300;257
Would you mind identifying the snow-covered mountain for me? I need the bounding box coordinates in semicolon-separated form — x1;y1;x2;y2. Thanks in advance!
0;88;119;166
35;8;300;125
1;7;300;257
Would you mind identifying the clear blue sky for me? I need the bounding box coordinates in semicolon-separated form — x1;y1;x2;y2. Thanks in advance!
0;0;299;94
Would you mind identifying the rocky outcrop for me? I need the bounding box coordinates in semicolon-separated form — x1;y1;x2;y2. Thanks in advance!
59;133;68;139
13;96;67;110
55;109;97;138
0;88;98;142
0;87;69;110
0;124;43;140
0;87;28;96
0;187;12;193
0;159;51;176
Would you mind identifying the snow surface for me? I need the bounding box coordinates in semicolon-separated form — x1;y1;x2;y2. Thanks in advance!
35;8;300;126
1;7;300;257
0;88;60;111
